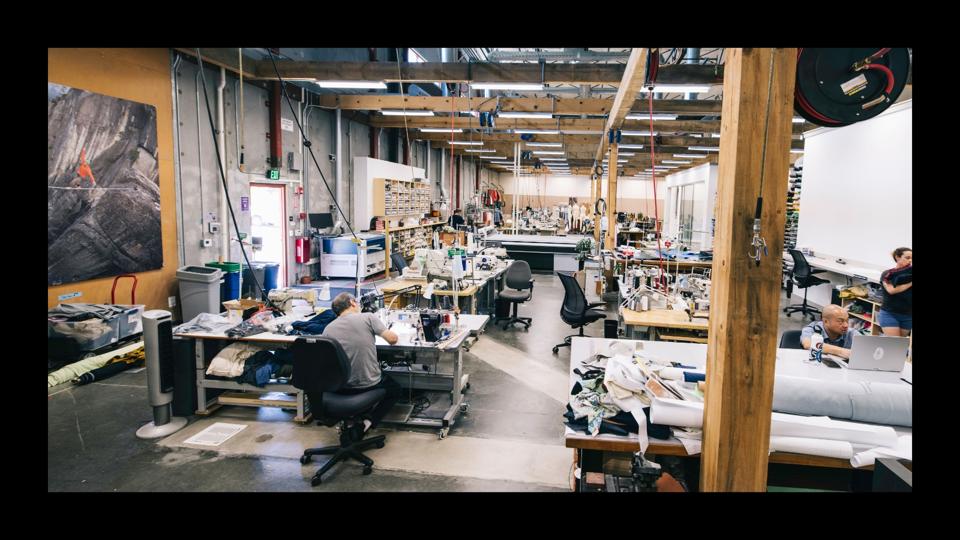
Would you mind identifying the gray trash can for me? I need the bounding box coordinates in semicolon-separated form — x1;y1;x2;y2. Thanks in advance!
176;265;223;322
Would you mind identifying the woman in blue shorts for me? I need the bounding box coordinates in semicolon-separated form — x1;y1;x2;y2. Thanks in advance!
878;247;912;336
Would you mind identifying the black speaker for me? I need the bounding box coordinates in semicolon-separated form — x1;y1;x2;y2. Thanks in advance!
604;319;619;339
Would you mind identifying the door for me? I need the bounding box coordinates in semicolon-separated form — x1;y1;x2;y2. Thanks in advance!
250;183;287;288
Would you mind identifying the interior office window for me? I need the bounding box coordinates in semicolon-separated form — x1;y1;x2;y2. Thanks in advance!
679;185;695;246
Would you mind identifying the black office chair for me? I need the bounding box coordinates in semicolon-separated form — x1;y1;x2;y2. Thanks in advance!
783;249;829;320
291;336;387;486
496;260;534;330
390;252;407;276
779;329;804;350
553;271;607;354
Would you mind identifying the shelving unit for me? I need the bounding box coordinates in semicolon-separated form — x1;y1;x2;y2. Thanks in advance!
374;178;431;217
841;296;882;336
785;162;802;250
384;221;444;275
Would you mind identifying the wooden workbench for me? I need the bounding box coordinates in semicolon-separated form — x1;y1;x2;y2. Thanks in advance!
620;306;709;342
381;278;481;313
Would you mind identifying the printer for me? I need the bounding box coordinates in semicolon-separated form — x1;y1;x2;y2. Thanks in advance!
319;233;386;279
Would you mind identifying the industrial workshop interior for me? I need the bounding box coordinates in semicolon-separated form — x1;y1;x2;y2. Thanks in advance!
47;47;912;493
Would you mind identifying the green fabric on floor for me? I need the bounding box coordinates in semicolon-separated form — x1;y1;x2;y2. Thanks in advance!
47;341;144;387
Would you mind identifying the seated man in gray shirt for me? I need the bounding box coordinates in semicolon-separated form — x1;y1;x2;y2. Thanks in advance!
322;292;400;435
800;304;858;359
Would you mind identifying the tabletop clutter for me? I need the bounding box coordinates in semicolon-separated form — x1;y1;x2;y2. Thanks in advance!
565;339;911;469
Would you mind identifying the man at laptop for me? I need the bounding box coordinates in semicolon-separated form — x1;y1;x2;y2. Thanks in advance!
800;304;858;359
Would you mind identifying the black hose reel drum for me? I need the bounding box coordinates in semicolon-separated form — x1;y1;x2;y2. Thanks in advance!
794;48;910;127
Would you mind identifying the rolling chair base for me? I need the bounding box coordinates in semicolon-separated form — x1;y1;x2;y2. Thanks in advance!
553;327;587;354
497;301;532;330
300;427;386;485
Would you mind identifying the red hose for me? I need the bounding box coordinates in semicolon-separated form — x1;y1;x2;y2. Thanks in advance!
865;63;895;93
647;91;665;291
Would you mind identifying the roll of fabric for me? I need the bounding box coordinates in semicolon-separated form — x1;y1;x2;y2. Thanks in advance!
773;375;912;427
649;398;899;448
659;367;705;382
850;435;912;468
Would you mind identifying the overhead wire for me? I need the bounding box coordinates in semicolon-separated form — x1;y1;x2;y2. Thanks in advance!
263;48;380;299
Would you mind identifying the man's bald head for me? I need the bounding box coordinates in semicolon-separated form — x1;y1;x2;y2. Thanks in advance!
822;304;846;321
821;304;849;338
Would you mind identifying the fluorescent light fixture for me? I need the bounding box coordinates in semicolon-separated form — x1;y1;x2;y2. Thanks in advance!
471;82;544;91
449;140;485;145
709;133;721;138
562;130;603;135
624;113;678;121
639;85;712;93
621;131;659;137
688;146;720;152
533;151;564;155
614;152;636;157
314;80;387;89
793;117;806;124
381;109;434;116
618;144;644;150
790;149;804;153
461;110;479;116
673;154;708;159
526;142;562;147
479;156;507;160
689;133;703;138
499;111;554;119
491;162;515;165
514;129;560;135
602;159;628;163
662;160;692;164
420;128;463;133
465;148;497;153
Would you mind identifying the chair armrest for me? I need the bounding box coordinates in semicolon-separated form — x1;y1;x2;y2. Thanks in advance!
528;280;535;293
810;268;827;274
587;302;606;309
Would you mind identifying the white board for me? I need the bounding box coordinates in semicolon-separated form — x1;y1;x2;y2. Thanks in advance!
796;100;912;269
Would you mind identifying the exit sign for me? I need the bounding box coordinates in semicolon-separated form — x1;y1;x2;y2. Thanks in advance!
267;169;280;180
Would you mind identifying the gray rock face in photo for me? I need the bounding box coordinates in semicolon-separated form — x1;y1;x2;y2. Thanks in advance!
48;83;162;285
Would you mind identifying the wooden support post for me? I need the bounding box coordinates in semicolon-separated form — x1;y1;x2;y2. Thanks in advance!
605;142;619;250
700;48;796;492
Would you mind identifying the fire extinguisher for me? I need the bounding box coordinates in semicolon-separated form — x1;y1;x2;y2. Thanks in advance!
295;237;309;263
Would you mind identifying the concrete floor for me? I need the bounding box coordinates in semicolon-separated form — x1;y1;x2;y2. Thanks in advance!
48;271;812;492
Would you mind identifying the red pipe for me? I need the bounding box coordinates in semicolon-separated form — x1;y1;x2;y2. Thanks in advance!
371;127;380;159
455;155;461;210
269;81;283;170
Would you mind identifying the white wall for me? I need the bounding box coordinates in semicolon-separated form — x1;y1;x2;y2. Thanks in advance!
498;173;664;215
663;163;718;249
353;157;425;229
796;100;912;269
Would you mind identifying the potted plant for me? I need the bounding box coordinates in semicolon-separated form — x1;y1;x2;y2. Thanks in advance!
575;238;593;271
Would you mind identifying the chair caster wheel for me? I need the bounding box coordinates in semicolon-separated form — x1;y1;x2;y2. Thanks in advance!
552;346;559;354
376;441;385;449
786;314;791;318
311;476;322;486
363;466;373;475
300;455;312;465
438;429;448;440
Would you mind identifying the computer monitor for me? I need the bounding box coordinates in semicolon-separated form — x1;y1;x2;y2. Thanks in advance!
308;213;334;229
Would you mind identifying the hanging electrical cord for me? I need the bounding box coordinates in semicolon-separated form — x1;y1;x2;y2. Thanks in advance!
195;50;272;307
644;49;667;292
748;49;777;267
263;49;380;298
394;49;418;181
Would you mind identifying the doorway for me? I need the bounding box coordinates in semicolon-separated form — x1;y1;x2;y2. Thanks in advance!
249;183;287;288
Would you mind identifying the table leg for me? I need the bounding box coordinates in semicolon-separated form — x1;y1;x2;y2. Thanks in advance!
194;339;208;415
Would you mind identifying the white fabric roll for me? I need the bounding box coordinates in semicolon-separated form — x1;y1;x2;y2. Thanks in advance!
850;435;912;468
649;397;704;427
769;436;853;459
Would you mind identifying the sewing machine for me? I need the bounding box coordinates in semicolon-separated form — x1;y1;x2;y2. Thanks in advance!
267;288;318;315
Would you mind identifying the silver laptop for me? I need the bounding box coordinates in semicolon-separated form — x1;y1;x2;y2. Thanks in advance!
830;335;910;371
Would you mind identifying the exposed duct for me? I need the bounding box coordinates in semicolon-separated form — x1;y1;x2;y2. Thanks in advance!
683;48;701;100
487;48;631;62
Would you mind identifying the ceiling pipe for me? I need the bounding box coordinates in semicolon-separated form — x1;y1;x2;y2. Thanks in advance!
683;48;701;100
440;48;456;97
217;67;230;261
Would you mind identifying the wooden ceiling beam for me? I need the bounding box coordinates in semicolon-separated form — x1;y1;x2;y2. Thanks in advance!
315;95;724;115
597;48;650;163
368;116;806;134
250;60;723;85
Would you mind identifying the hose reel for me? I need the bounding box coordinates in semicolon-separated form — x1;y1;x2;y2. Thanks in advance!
794;48;910;127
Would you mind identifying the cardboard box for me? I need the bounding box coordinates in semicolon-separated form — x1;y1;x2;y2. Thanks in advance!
223;298;265;320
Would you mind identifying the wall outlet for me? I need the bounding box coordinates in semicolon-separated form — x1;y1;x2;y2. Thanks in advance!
201;238;212;247
208;222;221;234
168;296;177;307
